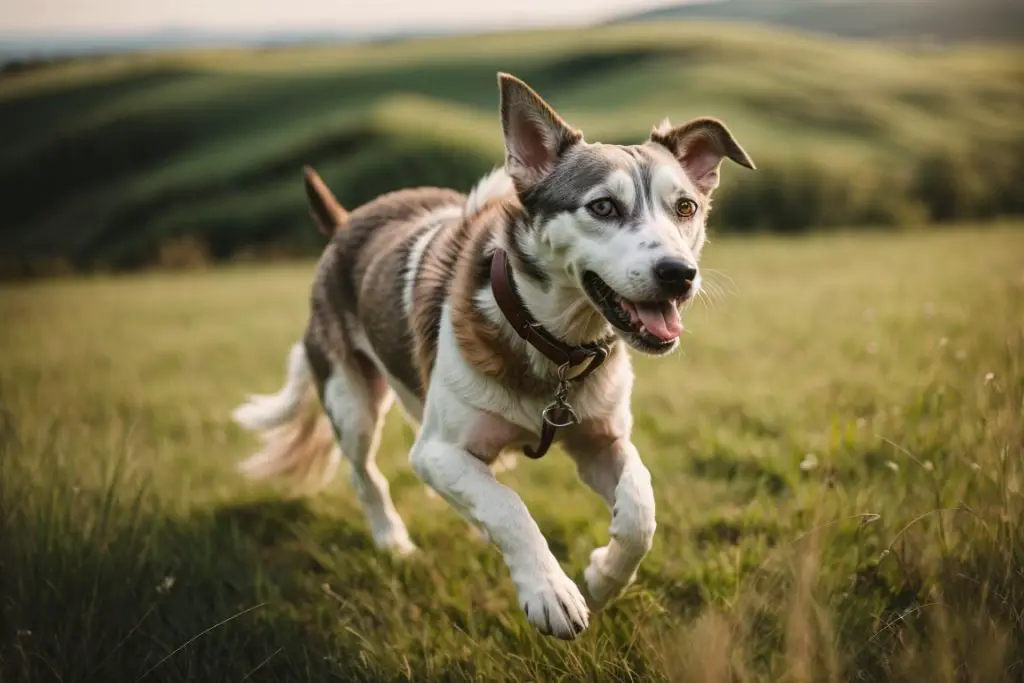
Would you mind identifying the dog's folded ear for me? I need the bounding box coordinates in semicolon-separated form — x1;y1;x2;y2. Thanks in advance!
649;117;755;195
497;72;582;193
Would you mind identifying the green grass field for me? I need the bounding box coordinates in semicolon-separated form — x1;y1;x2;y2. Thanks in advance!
2;21;1022;273
2;224;1021;682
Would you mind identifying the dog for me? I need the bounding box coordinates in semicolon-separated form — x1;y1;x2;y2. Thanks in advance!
231;72;755;640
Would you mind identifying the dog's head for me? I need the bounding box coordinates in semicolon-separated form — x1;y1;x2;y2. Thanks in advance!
498;72;755;356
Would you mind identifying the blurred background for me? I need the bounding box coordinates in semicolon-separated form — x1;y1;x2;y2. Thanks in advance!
1;0;1022;277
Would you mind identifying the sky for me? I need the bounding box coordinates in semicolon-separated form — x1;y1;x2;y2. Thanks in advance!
0;0;686;36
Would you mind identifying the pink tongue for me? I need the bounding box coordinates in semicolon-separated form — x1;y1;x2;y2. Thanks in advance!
636;302;683;341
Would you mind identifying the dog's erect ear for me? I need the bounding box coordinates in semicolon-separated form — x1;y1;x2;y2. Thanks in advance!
650;117;755;194
498;72;582;193
303;166;348;237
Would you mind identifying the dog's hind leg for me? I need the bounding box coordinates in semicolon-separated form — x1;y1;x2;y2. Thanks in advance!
321;352;417;555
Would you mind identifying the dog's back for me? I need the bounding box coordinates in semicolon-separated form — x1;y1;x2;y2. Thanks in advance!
308;182;465;400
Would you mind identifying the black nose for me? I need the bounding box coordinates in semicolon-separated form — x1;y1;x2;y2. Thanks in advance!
653;258;698;296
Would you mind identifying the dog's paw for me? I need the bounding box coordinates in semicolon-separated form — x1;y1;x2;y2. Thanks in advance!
375;530;419;557
584;546;636;609
515;566;590;640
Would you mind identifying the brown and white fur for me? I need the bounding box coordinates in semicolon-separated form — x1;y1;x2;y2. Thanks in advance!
232;73;755;640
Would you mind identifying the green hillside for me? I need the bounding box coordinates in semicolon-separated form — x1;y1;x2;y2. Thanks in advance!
617;0;1024;42
1;21;1022;275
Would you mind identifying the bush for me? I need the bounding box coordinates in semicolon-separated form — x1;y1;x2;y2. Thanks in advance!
911;150;989;223
909;140;1024;224
712;158;927;234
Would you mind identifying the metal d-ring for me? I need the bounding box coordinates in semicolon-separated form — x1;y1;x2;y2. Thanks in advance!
541;362;580;428
541;401;580;429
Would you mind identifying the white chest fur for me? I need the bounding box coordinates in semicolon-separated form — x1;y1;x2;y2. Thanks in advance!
424;305;634;459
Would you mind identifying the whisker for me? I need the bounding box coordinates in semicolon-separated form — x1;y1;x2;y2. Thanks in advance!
694;288;713;313
697;283;721;308
702;268;741;297
703;267;738;289
699;274;732;306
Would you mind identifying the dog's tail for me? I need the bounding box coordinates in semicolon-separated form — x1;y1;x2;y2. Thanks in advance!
303;166;349;237
232;342;340;493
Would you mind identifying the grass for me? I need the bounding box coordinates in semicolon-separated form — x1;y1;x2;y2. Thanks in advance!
1;223;1022;682
1;21;1021;271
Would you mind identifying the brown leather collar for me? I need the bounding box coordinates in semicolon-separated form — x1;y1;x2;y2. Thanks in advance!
489;247;611;460
490;247;609;380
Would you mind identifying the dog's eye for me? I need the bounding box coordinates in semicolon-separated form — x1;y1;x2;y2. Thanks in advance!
675;198;698;219
586;198;619;219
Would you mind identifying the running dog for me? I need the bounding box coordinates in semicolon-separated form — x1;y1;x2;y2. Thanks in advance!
232;72;755;640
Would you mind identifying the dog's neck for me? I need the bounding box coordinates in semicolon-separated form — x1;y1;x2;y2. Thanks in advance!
505;257;608;346
483;222;613;379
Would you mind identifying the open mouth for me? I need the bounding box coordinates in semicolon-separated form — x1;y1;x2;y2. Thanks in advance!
581;271;683;351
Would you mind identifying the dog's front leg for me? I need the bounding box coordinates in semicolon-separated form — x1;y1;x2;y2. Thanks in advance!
565;428;656;609
411;437;590;639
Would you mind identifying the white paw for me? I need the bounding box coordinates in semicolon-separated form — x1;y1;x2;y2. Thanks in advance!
584;546;636;609
515;566;590;640
375;531;419;557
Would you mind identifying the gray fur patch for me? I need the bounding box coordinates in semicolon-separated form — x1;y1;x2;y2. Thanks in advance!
520;143;679;229
521;145;616;219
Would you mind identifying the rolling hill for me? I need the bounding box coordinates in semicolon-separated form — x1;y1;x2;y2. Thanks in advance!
0;20;1021;275
614;0;1024;42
